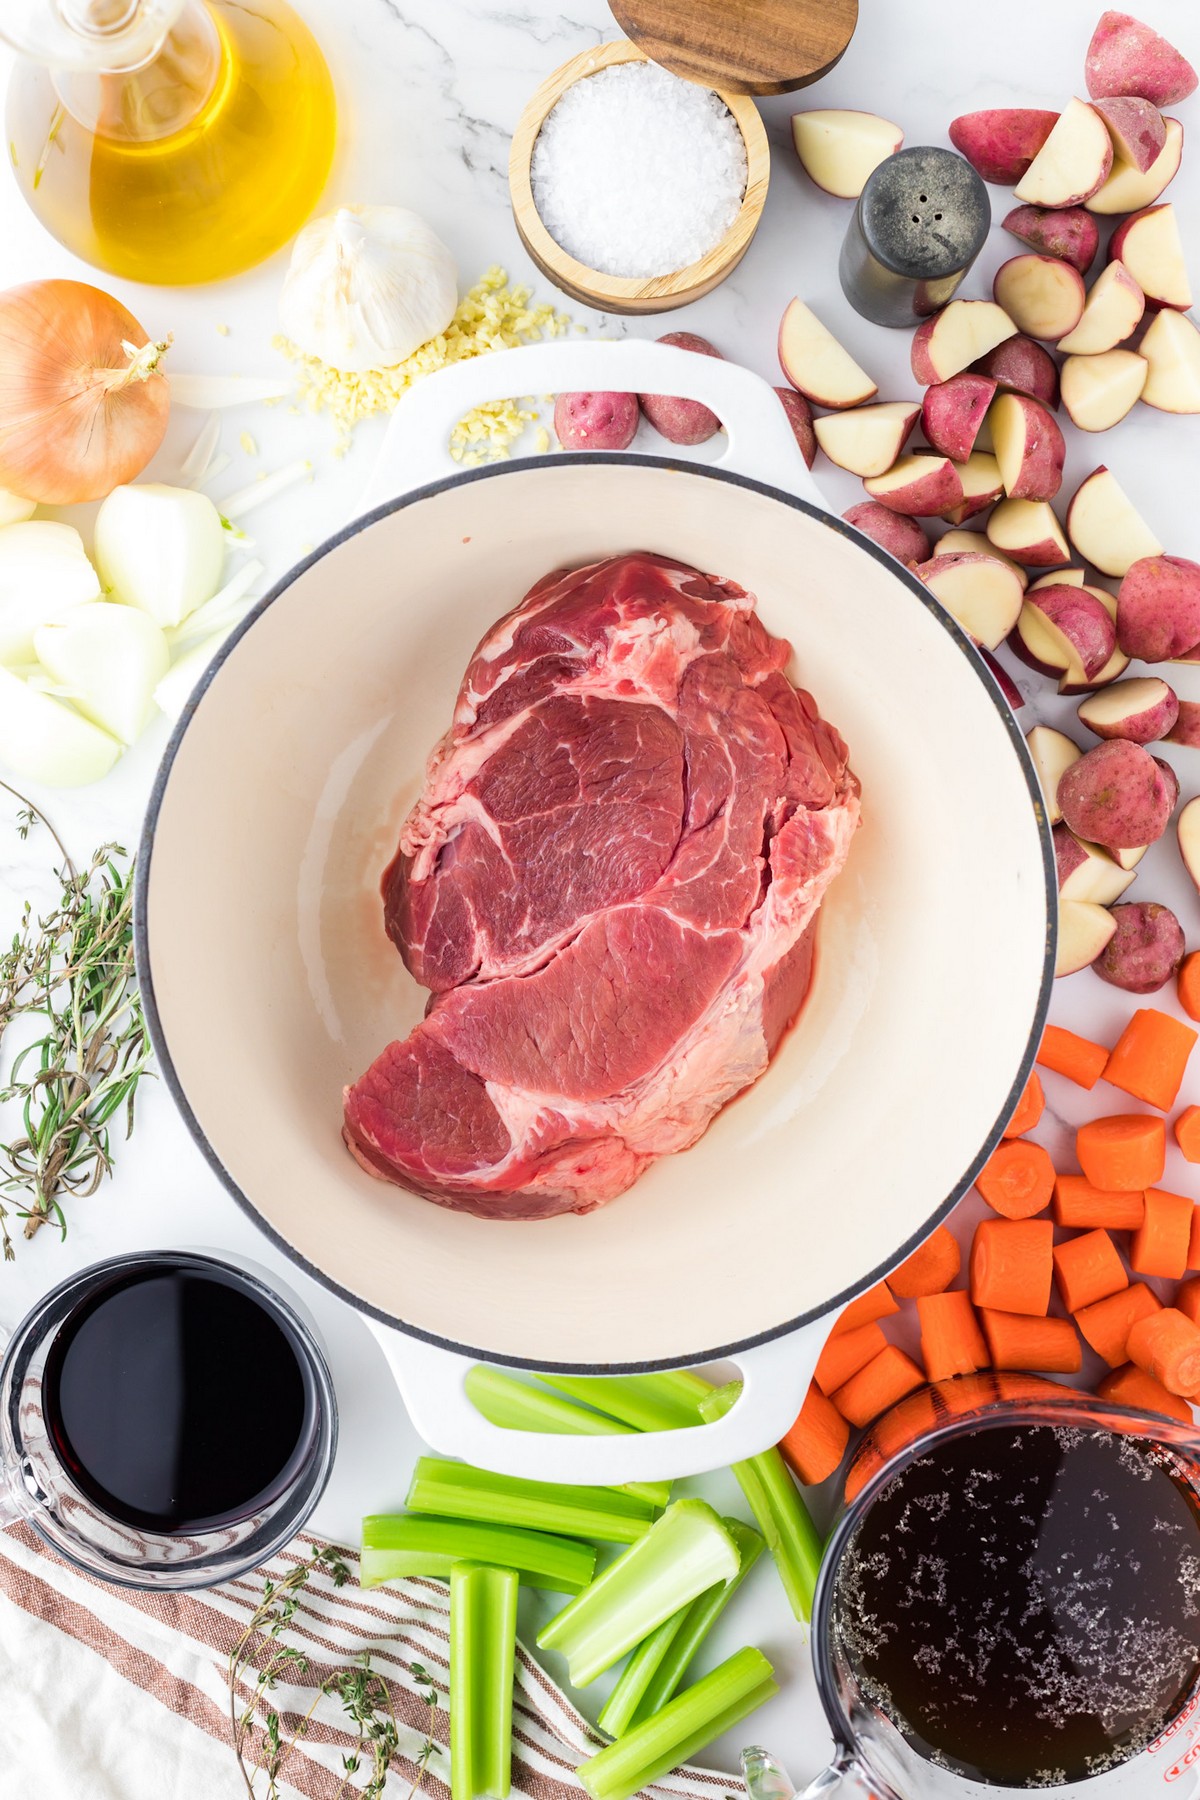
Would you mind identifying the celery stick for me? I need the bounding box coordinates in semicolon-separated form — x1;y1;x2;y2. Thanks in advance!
537;1499;739;1686
577;1647;779;1800
597;1607;689;1739
360;1514;595;1593
698;1383;822;1623
535;1370;713;1432
406;1458;657;1545
463;1367;672;1509
632;1518;764;1725
451;1563;518;1800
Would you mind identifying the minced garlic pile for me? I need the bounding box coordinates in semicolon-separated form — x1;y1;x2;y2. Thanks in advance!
275;266;572;463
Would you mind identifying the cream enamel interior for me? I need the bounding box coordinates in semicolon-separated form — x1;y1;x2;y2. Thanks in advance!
141;459;1051;1368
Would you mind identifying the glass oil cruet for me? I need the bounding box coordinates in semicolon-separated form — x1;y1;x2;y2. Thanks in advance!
1;0;337;284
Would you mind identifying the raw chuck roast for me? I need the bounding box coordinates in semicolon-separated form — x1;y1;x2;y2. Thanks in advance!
343;552;859;1218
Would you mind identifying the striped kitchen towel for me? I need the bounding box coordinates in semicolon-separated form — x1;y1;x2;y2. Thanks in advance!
0;1523;747;1800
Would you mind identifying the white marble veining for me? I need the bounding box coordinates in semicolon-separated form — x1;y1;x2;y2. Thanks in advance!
0;0;1198;1784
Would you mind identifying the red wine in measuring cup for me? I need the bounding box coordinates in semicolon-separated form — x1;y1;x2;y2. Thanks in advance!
833;1422;1200;1786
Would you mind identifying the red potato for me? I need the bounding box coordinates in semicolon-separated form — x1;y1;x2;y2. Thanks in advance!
934;530;1027;587
1056;261;1145;355
1025;585;1116;679
1067;467;1162;579
1013;98;1113;208
1077;677;1179;744
1093;901;1185;992
990;393;1065;502
993;255;1086;342
639;333;722;445
1140;311;1200;414
911;301;1016;385
791;109;904;199
1167;702;1200;749
979;647;1024;711
778;300;877;409
553;390;639;450
948;108;1059;184
913;552;1025;651
1010;586;1120;689
1054;824;1137;904
775;387;817;468
1109;206;1192;312
1117;556;1200;662
1029;568;1085;589
1058;900;1118;975
973;336;1060;411
1060;599;1131;697
987;497;1070;566
1085;12;1198;107
813;401;920;477
1002;204;1099;275
920;374;996;462
1179;795;1200;894
842;502;930;565
1061;349;1147;432
1057;738;1175;850
1154;755;1180;815
1092;96;1167;172
1115;844;1149;871
941;452;1004;524
1087;116;1183;213
1027;724;1082;824
863;454;963;517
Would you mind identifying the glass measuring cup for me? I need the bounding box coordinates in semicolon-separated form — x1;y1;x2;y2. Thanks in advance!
802;1373;1200;1798
0;1250;337;1589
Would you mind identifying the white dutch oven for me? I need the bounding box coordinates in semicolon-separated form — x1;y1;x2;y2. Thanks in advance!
136;341;1055;1485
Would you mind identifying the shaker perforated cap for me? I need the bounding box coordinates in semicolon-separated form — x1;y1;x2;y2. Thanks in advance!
858;146;990;280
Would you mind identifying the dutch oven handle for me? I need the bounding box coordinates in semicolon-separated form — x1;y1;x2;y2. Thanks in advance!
358;337;831;1483
363;1317;829;1484
359;337;826;514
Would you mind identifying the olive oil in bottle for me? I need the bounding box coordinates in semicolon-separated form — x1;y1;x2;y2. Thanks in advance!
4;0;336;284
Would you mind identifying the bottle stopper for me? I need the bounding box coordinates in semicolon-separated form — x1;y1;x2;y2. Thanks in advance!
839;147;991;328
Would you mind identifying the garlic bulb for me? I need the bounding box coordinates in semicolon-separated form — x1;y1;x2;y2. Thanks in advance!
278;204;458;372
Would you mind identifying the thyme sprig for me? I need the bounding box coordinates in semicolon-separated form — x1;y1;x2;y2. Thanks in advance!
0;785;152;1257
229;1546;438;1800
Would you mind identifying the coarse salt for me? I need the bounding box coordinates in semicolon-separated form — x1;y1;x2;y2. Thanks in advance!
531;62;747;279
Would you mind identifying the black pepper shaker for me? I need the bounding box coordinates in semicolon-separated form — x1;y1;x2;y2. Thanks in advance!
839;147;991;328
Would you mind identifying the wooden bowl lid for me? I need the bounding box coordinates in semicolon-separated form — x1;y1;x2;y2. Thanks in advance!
609;0;858;95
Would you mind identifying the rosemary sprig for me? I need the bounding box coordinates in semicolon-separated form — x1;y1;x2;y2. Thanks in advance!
0;785;153;1257
228;1546;438;1800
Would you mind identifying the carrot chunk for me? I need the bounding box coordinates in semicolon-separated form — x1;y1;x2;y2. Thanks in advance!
887;1225;961;1299
1175;1106;1200;1165
1128;1307;1200;1395
1189;1206;1200;1271
831;1282;900;1336
780;1382;850;1486
1179;950;1200;1023
980;1309;1081;1374
917;1289;989;1382
831;1344;925;1428
1037;1024;1109;1089
1104;1008;1198;1111
1052;1174;1144;1231
976;1140;1055;1219
1003;1071;1045;1139
1177;1276;1200;1327
970;1217;1054;1316
1131;1187;1193;1279
1053;1229;1128;1313
1076;1114;1166;1191
1098;1363;1193;1425
814;1321;888;1397
1075;1282;1161;1367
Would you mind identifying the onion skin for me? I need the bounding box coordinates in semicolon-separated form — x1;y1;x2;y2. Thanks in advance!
0;280;170;504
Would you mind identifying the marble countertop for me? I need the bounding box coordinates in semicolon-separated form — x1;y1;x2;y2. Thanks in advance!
0;0;1198;1787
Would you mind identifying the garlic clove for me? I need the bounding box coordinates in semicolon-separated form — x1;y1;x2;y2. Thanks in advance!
94;483;226;629
0;521;102;665
278;202;458;372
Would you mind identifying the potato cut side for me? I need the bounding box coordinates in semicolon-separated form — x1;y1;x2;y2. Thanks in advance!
778;298;878;409
790;109;903;199
1067;468;1163;578
1056;899;1118;976
1057;832;1137;905
913;301;1016;383
1077;676;1178;745
1111;203;1192;309
1061;349;1148;431
942;451;1004;523
1026;724;1082;825
993;255;1086;341
1140;310;1200;413
1030;568;1086;589
812;401;919;476
1057;261;1145;354
1179;796;1200;895
916;552;1025;651
1014;98;1114;206
987;497;1071;566
934;529;1028;587
1086;117;1184;213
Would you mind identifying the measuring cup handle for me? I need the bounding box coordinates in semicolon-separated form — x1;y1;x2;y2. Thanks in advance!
359;338;825;514
363;1316;828;1484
